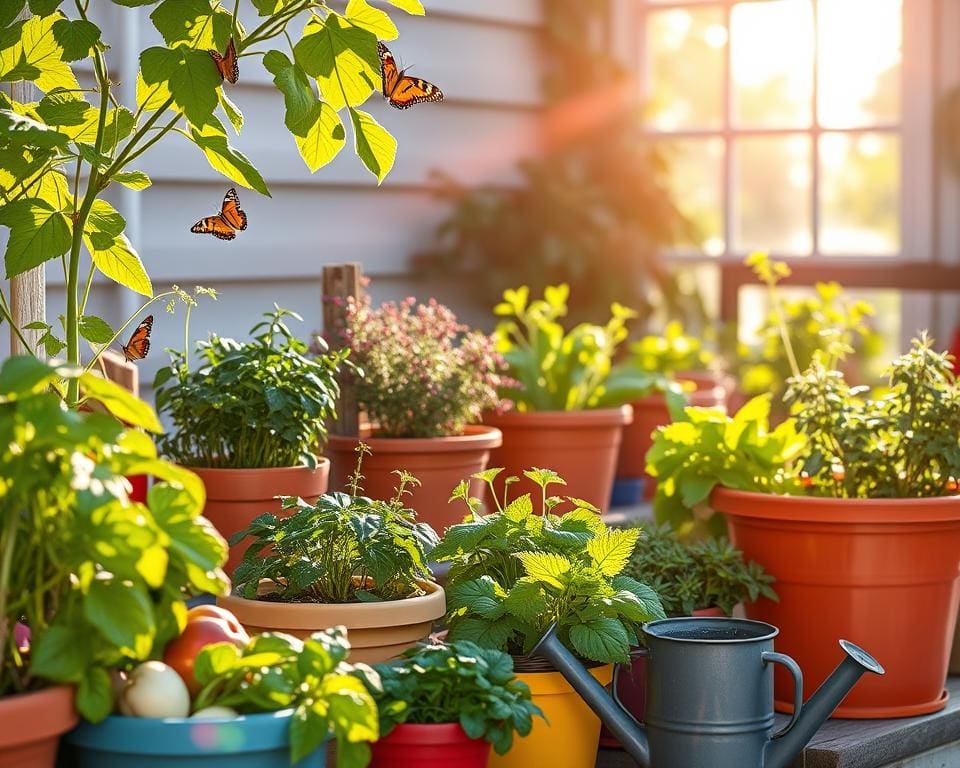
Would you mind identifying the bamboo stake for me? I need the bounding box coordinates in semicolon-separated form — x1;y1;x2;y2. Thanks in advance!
322;263;363;436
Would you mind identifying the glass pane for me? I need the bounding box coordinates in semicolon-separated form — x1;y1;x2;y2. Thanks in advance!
657;138;725;256
819;132;900;255
646;7;726;130
731;0;814;128
733;135;812;254
818;0;902;127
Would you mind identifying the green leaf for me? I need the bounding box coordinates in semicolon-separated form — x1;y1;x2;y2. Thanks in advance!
344;0;398;40
36;91;92;126
0;198;71;278
86;232;153;297
383;0;424;15
263;50;320;136
349;107;395;184
501;578;548;622
219;89;243;134
290;703;329;765
448;577;505;619
30;624;87;682
296;103;345;172
586;528;639;577
80;372;164;432
0;354;62;397
294;14;379;112
0;108;70;149
189;125;270;196
515;551;571;589
140;45;220;128
41;331;66;357
0;13;79;93
28;0;64;15
0;1;26;29
76;667;113;723
85;198;125;246
79;314;114;344
112;170;152;190
66;106;135;151
51;18;100;62
150;0;231;50
569;618;630;663
84;579;155;657
251;0;284;15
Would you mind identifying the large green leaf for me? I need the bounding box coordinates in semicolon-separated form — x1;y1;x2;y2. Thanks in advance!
294;14;379;111
51;18;101;62
251;0;285;15
76;667;113;723
0;197;71;277
586;528;638;577
0;13;79;93
295;102;345;172
78;314;114;344
84;197;125;247
140;45;220;128
30;624;88;682
515;551;571;589
0;1;26;29
150;0;231;50
0;107;70;149
383;0;424;15
344;0;398;40
85;231;153;297
36;91;92;127
29;0;65;14
80;372;164;432
569;618;631;663
84;579;155;656
67;106;135;150
263;50;319;136
0;354;63;398
189;125;270;196
349;107;395;184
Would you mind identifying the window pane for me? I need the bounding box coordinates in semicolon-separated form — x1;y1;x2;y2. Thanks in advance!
819;132;900;255
818;0;902;127
646;7;726;130
657;138;725;256
733;135;812;254
731;0;814;128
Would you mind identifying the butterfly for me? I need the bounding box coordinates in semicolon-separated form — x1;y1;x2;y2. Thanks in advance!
190;188;247;241
378;41;444;109
209;37;239;84
122;315;153;363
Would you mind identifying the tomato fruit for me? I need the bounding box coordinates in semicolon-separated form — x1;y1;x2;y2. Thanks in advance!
186;604;248;639
163;613;248;695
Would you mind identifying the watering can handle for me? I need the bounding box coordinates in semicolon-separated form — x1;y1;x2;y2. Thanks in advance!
761;651;804;739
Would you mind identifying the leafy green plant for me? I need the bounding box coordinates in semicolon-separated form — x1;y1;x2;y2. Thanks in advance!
627;321;714;376
155;307;344;469
0;0;420;407
352;641;541;756
231;445;439;601
622;524;776;616
193;627;377;767
493;284;662;411
0;356;228;720
431;468;665;663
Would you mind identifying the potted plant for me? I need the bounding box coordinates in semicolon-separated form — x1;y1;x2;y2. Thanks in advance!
155;307;344;572
0;356;229;767
430;468;665;768
65;627;377;767
646;251;960;718
352;641;541;767
484;284;657;508
326;295;505;531
219;446;445;663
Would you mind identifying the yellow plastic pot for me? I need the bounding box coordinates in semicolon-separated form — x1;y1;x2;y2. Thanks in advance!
489;664;612;768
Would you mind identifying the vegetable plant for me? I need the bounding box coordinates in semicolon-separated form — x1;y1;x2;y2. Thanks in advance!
231;445;439;601
155;306;344;469
192;627;378;767
0;0;420;407
353;640;541;756
493;284;662;411
0;356;228;721
431;468;665;663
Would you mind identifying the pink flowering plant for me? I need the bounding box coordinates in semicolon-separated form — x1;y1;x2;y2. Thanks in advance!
344;296;508;438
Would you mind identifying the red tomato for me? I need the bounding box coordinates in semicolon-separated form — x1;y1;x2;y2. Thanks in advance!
186;605;248;639
163;615;247;696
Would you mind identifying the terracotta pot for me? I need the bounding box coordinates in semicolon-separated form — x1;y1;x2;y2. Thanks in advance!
0;686;77;768
369;723;489;768
618;371;726;499
482;407;632;512
327;426;502;533
218;580;445;664
191;461;330;575
949;611;960;675
714;487;960;718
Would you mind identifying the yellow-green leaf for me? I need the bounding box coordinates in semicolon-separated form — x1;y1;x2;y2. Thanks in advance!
344;0;398;40
112;170;152;191
383;0;424;15
0;197;71;278
189;124;270;196
294;14;378;112
0;13;79;94
150;0;232;50
84;232;153;297
80;371;163;433
296;101;345;172
349;107;395;184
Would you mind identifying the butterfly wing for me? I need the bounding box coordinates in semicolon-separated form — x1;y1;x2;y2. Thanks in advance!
388;74;444;109
208;37;239;84
190;215;237;240
122;315;153;363
219;187;247;231
378;41;401;98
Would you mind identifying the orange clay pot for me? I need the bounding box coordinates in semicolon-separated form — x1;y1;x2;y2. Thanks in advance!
219;580;445;664
191;461;329;576
714;487;960;718
618;372;727;499
327;426;502;534
0;687;77;768
482;407;632;513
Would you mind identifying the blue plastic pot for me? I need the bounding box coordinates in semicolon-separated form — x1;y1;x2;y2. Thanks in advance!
610;477;645;508
62;710;325;768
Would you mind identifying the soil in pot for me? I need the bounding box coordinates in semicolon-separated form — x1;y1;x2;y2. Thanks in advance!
327;426;502;533
369;723;489;768
0;686;77;768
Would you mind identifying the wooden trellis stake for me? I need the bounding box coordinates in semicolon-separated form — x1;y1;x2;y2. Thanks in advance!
322;263;363;437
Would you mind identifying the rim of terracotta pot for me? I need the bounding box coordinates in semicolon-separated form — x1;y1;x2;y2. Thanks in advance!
0;685;78;750
187;458;330;496
711;486;960;524
327;425;502;453
219;579;445;630
484;405;633;428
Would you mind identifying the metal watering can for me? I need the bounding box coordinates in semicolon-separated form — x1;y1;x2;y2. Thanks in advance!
532;617;884;768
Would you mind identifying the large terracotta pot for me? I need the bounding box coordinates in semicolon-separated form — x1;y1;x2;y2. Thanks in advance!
218;580;445;664
618;371;727;499
714;487;960;718
482;407;632;512
369;723;489;768
192;462;329;575
0;686;77;768
327;426;502;533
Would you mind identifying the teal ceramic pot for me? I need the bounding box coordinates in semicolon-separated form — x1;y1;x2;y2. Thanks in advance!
62;710;324;768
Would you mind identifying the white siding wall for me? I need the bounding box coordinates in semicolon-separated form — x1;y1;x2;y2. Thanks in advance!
3;1;545;397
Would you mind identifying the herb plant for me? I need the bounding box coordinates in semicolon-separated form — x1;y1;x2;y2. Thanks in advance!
193;628;377;767
431;468;665;663
343;295;507;438
155;307;344;469
353;641;541;756
623;524;776;616
627;321;714;376
231;446;439;602
0;356;228;720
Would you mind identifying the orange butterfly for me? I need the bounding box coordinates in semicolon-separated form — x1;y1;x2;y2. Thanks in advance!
190;188;247;241
378;41;443;109
122;315;153;363
209;37;239;84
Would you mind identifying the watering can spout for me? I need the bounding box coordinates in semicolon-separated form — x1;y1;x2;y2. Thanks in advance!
764;640;885;768
531;625;651;768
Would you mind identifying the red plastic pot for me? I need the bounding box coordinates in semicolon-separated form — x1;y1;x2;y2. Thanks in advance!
369;723;490;768
715;487;960;718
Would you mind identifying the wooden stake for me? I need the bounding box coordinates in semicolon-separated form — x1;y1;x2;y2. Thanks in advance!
322;263;362;437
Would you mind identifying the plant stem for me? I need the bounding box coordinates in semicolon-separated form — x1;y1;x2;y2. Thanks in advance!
0;288;34;356
83;289;181;373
